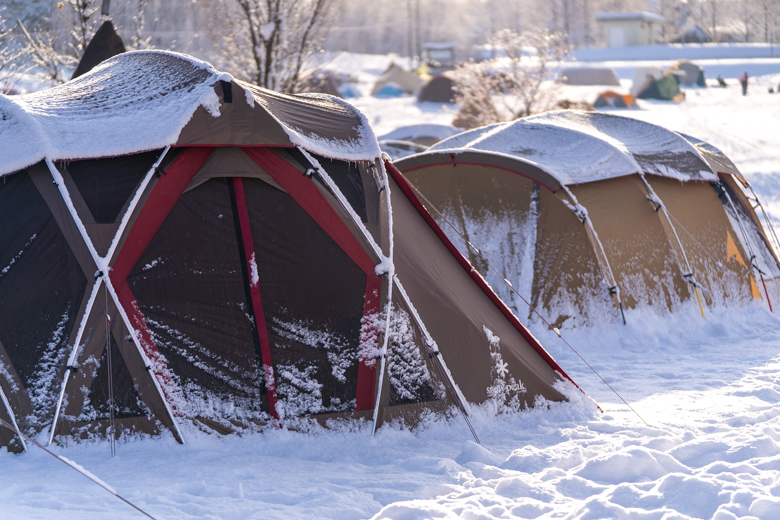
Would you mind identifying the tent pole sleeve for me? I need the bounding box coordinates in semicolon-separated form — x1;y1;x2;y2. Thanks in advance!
0;385;26;452
355;276;381;411
243;147;396;433
47;150;212;445
721;181;772;310
286;149;387;413
48;279;103;445
558;186;626;324
231;177;280;423
107;279;185;443
639;174;705;317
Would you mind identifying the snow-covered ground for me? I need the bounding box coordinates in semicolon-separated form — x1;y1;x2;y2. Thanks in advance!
4;49;780;520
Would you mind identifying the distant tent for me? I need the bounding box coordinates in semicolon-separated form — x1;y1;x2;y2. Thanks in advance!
338;83;361;98
418;75;456;103
371;63;424;95
638;74;684;101
560;66;621;86
374;82;406;98
378;124;461;147
593;90;637;108
669;61;707;87
71;20;126;80
378;139;428;160
301;71;342;98
396;111;780;328
0;51;577;451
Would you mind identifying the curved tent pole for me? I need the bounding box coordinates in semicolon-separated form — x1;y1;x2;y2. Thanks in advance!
720;182;773;311
292;148;395;436
638;174;706;318
44;156;185;445
48;147;172;445
557;186;627;325
48;279;103;445
746;186;780;264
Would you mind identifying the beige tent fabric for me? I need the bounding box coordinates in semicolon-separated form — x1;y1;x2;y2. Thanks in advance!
372;63;425;95
389;175;567;406
645;176;756;305
568;175;689;310
534;188;613;327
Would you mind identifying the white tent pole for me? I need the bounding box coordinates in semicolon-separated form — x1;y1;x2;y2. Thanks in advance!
0;385;27;452
45;158;185;444
638;173;706;317
392;275;480;443
293;148;396;436
559;186;626;324
105;147;170;264
720;181;773;310
48;278;103;445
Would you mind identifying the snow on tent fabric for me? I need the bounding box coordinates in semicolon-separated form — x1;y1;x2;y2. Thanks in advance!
0;50;577;450
396;110;780;328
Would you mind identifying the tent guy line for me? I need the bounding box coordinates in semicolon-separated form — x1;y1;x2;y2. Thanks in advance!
0;417;159;520
404;178;649;426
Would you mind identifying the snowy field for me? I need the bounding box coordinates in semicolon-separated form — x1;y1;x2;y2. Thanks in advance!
4;49;780;520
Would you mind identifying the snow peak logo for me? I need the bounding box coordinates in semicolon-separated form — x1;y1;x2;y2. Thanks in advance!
483;326;526;413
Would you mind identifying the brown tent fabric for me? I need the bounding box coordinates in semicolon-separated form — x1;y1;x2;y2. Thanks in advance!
418;75;456;103
71;20;126;80
0;52;576;450
397;112;780;327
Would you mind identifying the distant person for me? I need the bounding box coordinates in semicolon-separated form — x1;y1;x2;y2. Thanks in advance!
717;75;727;87
739;72;749;95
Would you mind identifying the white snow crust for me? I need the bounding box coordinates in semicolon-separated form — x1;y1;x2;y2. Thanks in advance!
0;50;381;178
424;110;717;186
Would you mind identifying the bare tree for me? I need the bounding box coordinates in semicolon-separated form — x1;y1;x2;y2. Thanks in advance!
204;0;337;93
493;28;570;117
452;28;569;128
0;10;30;94
60;0;103;59
451;60;501;129
17;18;78;85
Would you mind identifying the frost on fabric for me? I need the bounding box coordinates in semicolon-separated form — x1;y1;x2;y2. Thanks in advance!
0;51;219;177
386;307;438;406
272;317;357;419
248;252;259;287
15;302;81;434
422;110;720;186
0;50;383;178
0;233;36;277
241;83;382;162
482;326;526;413
141;317;269;425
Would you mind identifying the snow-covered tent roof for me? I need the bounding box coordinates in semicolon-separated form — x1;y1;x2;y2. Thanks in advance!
0;50;380;178
399;110;721;191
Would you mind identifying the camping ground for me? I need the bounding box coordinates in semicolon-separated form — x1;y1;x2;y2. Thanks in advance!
4;50;780;519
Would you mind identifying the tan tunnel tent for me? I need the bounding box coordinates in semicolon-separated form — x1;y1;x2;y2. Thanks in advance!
396;110;780;329
0;51;577;452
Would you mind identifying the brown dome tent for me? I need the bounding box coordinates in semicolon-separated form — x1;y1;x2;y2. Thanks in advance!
0;51;578;452
396;111;780;328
